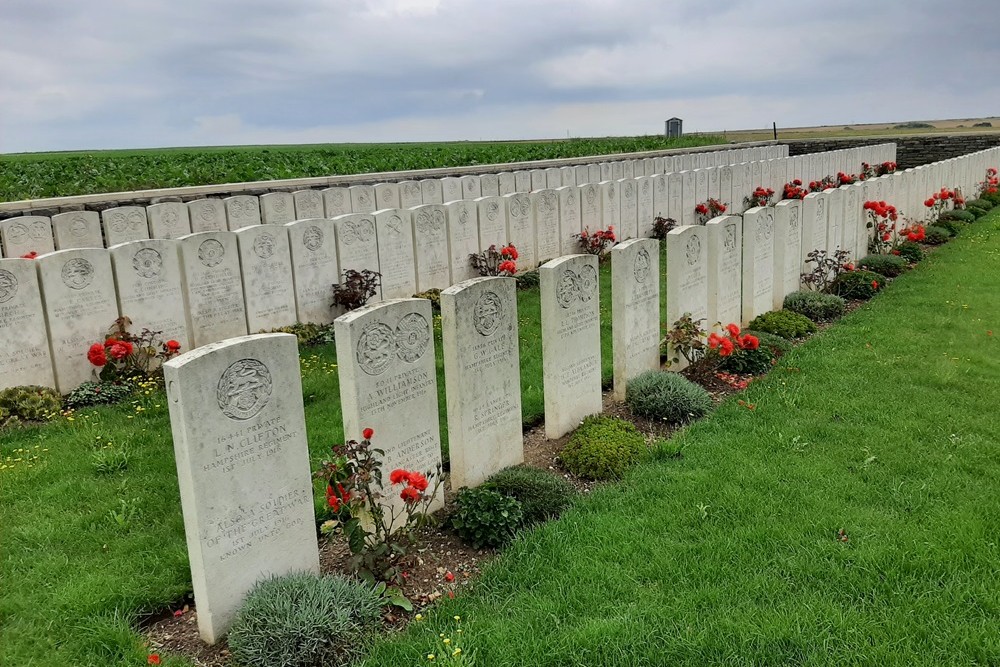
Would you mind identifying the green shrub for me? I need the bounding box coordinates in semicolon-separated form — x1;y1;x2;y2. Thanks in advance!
924;226;952;245
485;466;576;525
412;289;441;314
625;371;713;424
983;191;1000;206
719;346;775;375
0;385;62;426
966;205;989;219
967;198;994;211
782;290;846;322
228;572;382;667
894;241;924;263
743;329;793;357
938;210;975;224
561;415;646;480
830;269;885;300
747;309;817;339
858;254;908;278
268;322;333;346
451;487;524;549
933;218;964;236
64;381;135;410
515;270;540;290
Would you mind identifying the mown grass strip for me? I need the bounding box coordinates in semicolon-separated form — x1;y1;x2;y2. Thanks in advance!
363;214;1000;666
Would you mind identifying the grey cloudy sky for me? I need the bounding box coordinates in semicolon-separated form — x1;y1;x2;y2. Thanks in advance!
3;0;999;153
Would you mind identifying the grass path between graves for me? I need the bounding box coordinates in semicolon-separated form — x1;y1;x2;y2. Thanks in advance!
364;216;1000;665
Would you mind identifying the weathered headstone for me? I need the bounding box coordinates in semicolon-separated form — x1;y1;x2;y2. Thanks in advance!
618;178;639;240
800;192;829;271
826;187;844;254
741;206;775;324
374;209;417;299
560;166;576;187
446;200;479;284
680;171;696;225
0;258;55;390
636;176;655;238
588;164;601;184
187;199;228;233
600;181;620;234
293;190;325;220
441;277;523;488
579;183;601;237
102;207;150;246
349;186;377;214
236;226;297;332
504;193;537;269
545;168;562;189
514;171;532;194
532;189;561;264
530;169;546;191
223;196;262;231
2;216;55;257
149;202;194;240
440;177;461;204
705;215;742;332
332;213;381;299
37;249;120;392
322;187;352;217
259;193;295;226
461;175;482;200
610;239;660;401
665;226;708;369
164;333;319;644
497;172;516;196
285;219;339;325
399;181;423;209
109;239;191;351
335;298;444;513
178;231;249;347
476;196;508;251
52;211;103;250
374;183;401;211
557;186;582;255
540;254;602;439
419;179;444;205
772;199;803;308
480;173;500;197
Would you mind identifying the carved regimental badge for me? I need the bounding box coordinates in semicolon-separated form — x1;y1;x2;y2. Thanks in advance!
473;290;503;336
757;211;774;242
0;270;18;303
197;202;217;223
61;258;94;290
685;235;701;266
356;322;396;376
198;239;225;267
555;265;597;309
70;216;90;238
340;217;375;245
302;225;324;251
217;358;272;421
633;248;651;284
253;233;276;260
724;224;737;253
132;248;163;279
395;313;430;363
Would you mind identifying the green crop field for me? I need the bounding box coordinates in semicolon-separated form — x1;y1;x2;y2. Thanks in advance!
0;136;724;202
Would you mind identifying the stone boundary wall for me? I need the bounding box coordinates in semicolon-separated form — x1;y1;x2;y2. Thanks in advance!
788;132;1000;170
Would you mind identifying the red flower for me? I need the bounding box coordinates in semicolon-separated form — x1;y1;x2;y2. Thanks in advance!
362;427;374;440
165;340;181;352
871;280;879;290
719;338;735;357
726;323;741;337
109;342;130;360
327;491;341;512
444;571;455;582
105;337;118;346
19;251;38;259
400;486;421;504
501;244;518;260
695;204;708;215
843;263;855;271
87;343;107;367
498;260;517;274
389;469;409;485
148;654;162;665
407;472;429;491
793;179;802;186
742;335;760;350
717;204;727;213
707;332;722;349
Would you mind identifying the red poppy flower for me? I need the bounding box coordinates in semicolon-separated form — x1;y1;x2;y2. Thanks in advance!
362;427;374;440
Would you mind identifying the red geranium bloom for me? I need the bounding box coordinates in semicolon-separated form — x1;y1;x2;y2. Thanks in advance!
389;469;409;485
407;472;429;491
362;427;374;440
400;486;421;504
726;323;741;337
498;260;517;274
719;338;735;357
501;244;518;260
742;335;760;350
87;343;107;367
707;332;722;349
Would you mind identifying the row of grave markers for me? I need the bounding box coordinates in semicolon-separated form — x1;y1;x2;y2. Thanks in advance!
0;144;790;255
146;143;998;644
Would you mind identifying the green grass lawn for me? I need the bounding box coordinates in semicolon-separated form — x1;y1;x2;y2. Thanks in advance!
0;136;722;202
2;211;997;666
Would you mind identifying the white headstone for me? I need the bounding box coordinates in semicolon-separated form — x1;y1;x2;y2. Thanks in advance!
600;181;620;234
540;254;602;439
441;177;462;204
497;173;515;196
476;196;508;251
446;200;479;285
285;219;339;325
259;193;295;226
350;185;377;214
514;171;532;194
441;277;523;488
102;207;150;246
579;183;601;240
0;258;55;390
178;231;249;347
705;215;742;332
187;199;227;233
636;176;655;238
37;249;120;392
532;189;561;264
741;207;775;324
504;193;537;270
680;171;697;225
530;169;546;191
419;179;444;205
236;226;297;332
557;186;582;255
399;181;423;209
772;199;803;308
2;216;56;258
800;192;829;271
332;213;381;298
109;239;191;351
826;187;844;254
322;187;352;217
52;211;103;249
560;166;577;187
410;205;451;290
374;209;417;300
370;183;399;212
665;226;708;368
588;164;601;185
334;298;444;513
611;238;660;401
164;333;319;644
223;196;262;231
618;178;639;239
480;173;500;197
293;190;325;220
460;175;482;200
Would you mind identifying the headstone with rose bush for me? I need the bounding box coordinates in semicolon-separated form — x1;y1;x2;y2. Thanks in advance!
610;238;660;401
0;258;55;390
178;231;248;347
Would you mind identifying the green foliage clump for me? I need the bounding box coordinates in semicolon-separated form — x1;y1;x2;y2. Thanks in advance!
268;322;334;346
743;329;793;357
228;572;382;667
924;226;952;245
938;210;975;224
782;290;846;323
894;241;924;263
625;371;713;424
983;191;1000;206
719;347;775;375
451;487;524;549
485;466;576;525
515;270;540;290
0;385;62;427
561;415;647;480
830;269;885;300
412;289;442;314
747;309;818;339
859;254;908;278
967;198;994;211
933;218;964;236
64;381;135;410
966;205;989;219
